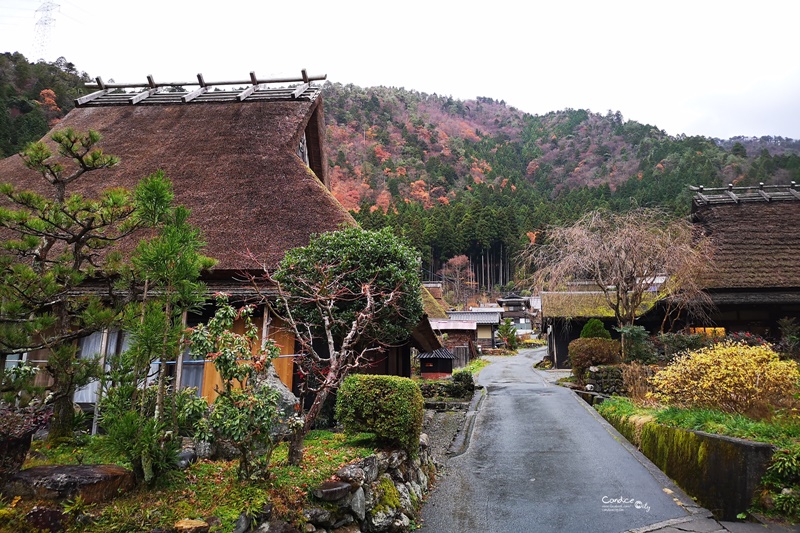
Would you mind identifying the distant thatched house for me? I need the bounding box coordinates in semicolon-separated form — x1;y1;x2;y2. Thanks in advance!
0;72;439;402
541;290;660;368
690;183;800;338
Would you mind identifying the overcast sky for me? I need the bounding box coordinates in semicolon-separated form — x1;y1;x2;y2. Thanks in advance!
1;0;799;140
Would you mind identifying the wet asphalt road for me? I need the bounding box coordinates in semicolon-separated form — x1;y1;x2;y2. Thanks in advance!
418;348;693;533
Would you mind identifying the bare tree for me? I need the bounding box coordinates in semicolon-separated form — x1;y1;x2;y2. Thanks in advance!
522;208;714;332
439;254;474;310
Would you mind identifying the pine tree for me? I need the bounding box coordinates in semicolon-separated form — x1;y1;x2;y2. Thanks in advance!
0;128;172;441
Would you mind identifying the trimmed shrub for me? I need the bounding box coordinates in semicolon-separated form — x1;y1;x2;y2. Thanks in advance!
649;341;800;419
568;337;621;381
580;318;611;339
444;369;475;399
336;374;424;453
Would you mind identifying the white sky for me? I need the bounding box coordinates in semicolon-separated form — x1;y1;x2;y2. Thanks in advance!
1;0;799;140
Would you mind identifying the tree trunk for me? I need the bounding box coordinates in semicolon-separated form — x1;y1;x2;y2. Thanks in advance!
47;392;74;443
288;386;331;466
287;427;305;466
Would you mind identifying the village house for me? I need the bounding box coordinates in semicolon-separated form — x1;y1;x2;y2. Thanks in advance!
689;183;800;337
0;71;440;405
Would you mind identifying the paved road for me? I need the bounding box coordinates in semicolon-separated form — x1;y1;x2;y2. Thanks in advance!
419;348;702;533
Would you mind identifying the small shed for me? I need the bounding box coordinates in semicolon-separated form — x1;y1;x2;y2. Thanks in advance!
417;348;456;380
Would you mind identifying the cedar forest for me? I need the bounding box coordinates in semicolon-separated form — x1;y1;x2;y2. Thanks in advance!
3;52;800;297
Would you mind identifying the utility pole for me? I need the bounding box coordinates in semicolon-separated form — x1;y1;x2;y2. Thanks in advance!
33;1;59;60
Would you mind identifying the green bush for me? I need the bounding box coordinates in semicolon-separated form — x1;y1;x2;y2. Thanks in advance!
443;369;475;399
568;337;621;381
336;374;424;454
615;325;657;363
655;333;710;363
580;318;611;339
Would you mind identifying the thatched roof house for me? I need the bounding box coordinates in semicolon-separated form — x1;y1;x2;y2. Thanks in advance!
690;183;800;337
0;72;439;397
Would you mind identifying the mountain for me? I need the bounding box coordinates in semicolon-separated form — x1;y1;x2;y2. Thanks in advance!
321;82;800;289
2;53;799;290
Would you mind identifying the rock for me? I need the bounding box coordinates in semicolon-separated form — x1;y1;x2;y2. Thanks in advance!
332;514;354;528
257;520;302;533
253;367;300;439
395;482;413;512
336;463;365;485
332;524;361;533
174;518;210;533
205;516;222;530
313;480;352;501
176;449;197;470
418;433;429;449
407;481;422;502
303;506;335;528
303;524;317;532
393;513;411;530
387;450;406;469
347;486;366;521
255;502;274;523
195;440;213;459
367;508;395;531
3;464;135;503
25;506;66;533
360;455;379;484
232;512;251;533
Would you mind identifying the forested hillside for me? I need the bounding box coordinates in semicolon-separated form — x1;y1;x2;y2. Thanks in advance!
321;82;800;290
0;52;91;157
2;53;799;297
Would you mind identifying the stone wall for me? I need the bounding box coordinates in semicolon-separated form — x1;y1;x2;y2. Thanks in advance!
585;365;624;395
603;413;774;521
303;440;436;532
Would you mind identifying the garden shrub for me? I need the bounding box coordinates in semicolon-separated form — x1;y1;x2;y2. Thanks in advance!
615;325;657;363
336;374;424;454
444;369;475;399
759;444;800;521
580;318;611;339
649;341;800;419
568;337;621;381
655;332;710;363
620;362;657;403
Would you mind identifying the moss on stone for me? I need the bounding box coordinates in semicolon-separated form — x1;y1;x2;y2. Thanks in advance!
372;475;402;515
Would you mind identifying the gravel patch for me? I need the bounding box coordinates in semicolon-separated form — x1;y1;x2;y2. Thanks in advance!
421;408;468;466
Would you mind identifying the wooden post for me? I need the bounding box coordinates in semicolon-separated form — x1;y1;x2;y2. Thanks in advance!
91;329;111;436
175;310;189;391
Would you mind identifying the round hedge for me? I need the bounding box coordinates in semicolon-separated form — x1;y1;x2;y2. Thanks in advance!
335;374;424;453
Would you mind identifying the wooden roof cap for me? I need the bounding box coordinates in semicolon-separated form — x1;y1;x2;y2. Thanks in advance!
76;69;327;107
691;182;800;206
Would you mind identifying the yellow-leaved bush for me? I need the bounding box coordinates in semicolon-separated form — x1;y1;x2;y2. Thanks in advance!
648;341;800;419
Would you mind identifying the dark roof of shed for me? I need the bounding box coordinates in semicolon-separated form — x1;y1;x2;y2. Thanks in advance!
0;90;355;274
691;194;800;290
417;347;455;360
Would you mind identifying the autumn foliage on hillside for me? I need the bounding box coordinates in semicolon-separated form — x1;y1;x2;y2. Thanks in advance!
321;82;800;215
322;82;800;290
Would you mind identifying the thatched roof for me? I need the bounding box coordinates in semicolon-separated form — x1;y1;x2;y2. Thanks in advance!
0;93;356;274
541;291;658;320
692;195;800;290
